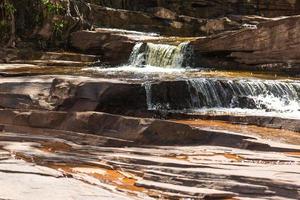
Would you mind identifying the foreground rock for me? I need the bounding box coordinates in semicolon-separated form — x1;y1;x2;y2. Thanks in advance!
0;119;299;199
1;109;292;149
192;15;300;74
0;156;131;200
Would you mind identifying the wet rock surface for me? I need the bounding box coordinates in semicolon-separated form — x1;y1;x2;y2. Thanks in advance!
0;75;299;131
0;72;299;199
0;120;300;199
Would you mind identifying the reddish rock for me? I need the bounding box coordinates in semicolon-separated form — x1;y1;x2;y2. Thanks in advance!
191;15;300;73
0;109;289;150
88;4;241;37
150;7;177;20
70;30;136;64
92;0;300;18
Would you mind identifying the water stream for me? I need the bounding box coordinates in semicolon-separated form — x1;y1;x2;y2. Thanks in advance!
129;42;193;68
82;39;300;118
84;42;194;75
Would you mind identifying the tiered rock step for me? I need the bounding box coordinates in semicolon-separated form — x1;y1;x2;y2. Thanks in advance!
9;51;99;67
70;28;201;65
0;51;100;77
0;75;299;132
70;13;300;73
0;75;299;199
41;52;99;62
9;60;91;67
2;109;300;149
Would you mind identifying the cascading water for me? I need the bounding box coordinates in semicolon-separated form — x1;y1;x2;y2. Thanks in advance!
129;42;193;68
145;78;300;118
84;41;194;75
187;79;300;110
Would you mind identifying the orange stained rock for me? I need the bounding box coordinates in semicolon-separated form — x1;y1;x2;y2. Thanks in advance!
38;141;72;153
166;155;189;161
49;164;145;193
222;153;244;162
286;152;300;157
92;169;145;192
167;153;244;162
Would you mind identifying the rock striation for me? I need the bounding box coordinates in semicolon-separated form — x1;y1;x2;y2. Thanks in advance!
92;0;300;18
0;110;300;199
88;4;241;37
192;15;300;73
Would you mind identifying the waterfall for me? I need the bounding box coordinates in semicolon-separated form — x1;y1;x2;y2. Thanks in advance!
128;42;193;68
144;82;153;110
144;78;300;114
187;79;300;111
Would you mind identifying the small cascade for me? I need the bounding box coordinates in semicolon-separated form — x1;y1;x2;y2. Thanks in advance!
128;42;193;68
143;82;154;110
144;78;300;115
187;79;300;111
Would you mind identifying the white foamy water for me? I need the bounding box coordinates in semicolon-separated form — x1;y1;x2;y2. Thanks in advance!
144;78;300;119
83;65;189;74
84;42;194;75
82;39;300;120
190;108;300;120
129;42;193;68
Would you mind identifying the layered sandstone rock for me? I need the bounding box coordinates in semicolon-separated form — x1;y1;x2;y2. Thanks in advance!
87;5;241;37
91;0;300;18
0;109;294;149
0;76;148;114
2;126;299;199
70;29;140;64
0;75;299;132
192;15;300;73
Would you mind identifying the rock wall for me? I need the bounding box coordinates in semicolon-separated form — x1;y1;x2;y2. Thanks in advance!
191;15;300;73
91;0;300;18
88;5;241;37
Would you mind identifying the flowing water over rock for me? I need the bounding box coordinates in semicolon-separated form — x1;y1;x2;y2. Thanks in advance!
83;41;194;75
145;78;300;119
129;42;193;68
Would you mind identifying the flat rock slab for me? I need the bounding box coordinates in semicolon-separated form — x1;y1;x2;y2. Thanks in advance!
0;156;131;200
2;109;300;152
0;128;299;199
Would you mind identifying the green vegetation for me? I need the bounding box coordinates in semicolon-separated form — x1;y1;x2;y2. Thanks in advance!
0;0;90;47
41;0;64;15
0;0;16;46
